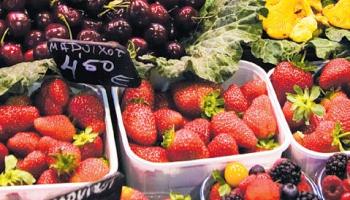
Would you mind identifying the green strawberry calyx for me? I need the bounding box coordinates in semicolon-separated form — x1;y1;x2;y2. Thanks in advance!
0;155;36;186
50;152;78;176
289;51;318;72
161;128;176;149
212;170;231;197
256;138;279;150
286;85;325;125
73;127;98;147
169;192;191;200
332;122;350;152
201;90;224;119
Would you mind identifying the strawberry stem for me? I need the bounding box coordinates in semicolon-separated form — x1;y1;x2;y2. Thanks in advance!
73;127;98;147
50;153;77;176
201;90;224;119
0;155;35;186
161;129;175;148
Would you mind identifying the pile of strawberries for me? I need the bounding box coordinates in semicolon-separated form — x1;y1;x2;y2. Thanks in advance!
121;77;279;163
0;77;109;186
270;58;350;153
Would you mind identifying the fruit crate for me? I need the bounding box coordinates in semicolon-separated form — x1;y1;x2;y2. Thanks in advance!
0;81;118;200
112;60;291;198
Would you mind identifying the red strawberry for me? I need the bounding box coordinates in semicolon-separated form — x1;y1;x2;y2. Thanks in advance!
154;108;185;134
326;96;350;131
245;179;280;200
34;115;76;142
184;118;211;145
70;158;109;183
121;186;149;200
209;183;221;200
36;136;62;154
319;58;350;90
5;95;32;106
208;133;238;158
35;78;70;115
223;84;249;113
73;127;103;160
270;61;313;105
122;80;155;109
283;101;304;130
0;105;40;140
122;103;157;146
7;132;41;157
243;95;277;139
171;81;222;117
321;90;348;111
240;78;267;103
238;173;271;193
37;169;59;184
322;175;344;200
0;142;8;171
297;174;312;192
154;92;173;110
68;93;106;134
210;111;257;149
301;114;324;134
162;129;209;161
17;150;48;179
130;143;169;162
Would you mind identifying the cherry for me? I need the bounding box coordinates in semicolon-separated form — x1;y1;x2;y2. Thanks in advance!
0;20;7;38
157;0;179;9
180;0;205;10
144;23;168;47
105;19;132;44
77;29;102;42
24;30;45;49
105;8;129;21
33;42;50;59
35;12;53;30
24;49;34;62
82;19;103;32
86;0;107;16
175;6;198;32
2;0;25;11
149;3;170;25
55;4;82;27
45;23;69;40
6;12;31;37
129;0;151;28
166;41;185;59
0;43;24;66
130;37;148;56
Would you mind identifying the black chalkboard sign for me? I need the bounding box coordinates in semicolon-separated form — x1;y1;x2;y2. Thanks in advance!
48;38;141;88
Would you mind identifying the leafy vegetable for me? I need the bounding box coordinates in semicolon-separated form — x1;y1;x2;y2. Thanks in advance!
309;38;350;59
325;27;350;42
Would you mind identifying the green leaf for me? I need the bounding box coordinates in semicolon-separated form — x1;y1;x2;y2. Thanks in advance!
310;86;321;101
0;155;36;186
325;27;350;42
212;170;226;185
309;38;350;59
218;183;231;197
73;127;97;147
311;104;325;116
4;155;17;172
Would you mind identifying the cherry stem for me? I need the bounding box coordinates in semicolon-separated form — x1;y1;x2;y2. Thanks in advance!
0;28;9;46
50;0;59;7
58;14;73;40
98;0;130;17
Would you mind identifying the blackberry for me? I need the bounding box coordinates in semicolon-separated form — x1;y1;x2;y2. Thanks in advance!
296;192;321;200
325;153;348;179
224;194;243;200
269;159;301;184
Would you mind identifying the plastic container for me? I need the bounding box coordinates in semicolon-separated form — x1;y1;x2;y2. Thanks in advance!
0;82;118;200
316;167;328;200
112;60;291;198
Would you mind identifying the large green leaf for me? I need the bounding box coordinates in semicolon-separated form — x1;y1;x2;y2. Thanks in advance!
309;38;350;59
325;27;350;42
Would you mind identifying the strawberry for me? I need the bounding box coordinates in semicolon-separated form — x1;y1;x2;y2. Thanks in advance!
297;174;312;192
70;158;109;183
0;155;35;186
319;58;350;90
36;136;62;154
0;105;40;140
245;179;280;200
162;129;209;161
73;127;103;160
223;84;249;113
240;78;267;103
209;183;221;200
210;111;257;149
5;95;32;106
34;115;76;142
122;80;155;109
0;143;8;171
211;170;232;199
68;93;106;134
7;132;41;157
171;81;222;118
326;96;350;131
121;186;149;200
154;92;173;110
270;61;313;105
17;150;48;179
283;101;304;130
35;78;70;115
122;103;157;146
321;90;348;111
37;169;59;184
238;173;271;193
301;114;324;134
208;133;238;158
243;95;277;139
130;143;168;162
154;108;185;134
184;118;211;145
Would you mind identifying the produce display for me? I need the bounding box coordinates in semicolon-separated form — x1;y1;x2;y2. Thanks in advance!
120;187;191;200
0;77;109;186
207;159;320;200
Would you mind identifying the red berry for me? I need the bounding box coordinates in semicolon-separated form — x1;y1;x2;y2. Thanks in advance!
322;175;344;200
7;132;40;157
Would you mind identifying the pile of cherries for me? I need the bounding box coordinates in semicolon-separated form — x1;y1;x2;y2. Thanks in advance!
0;0;205;68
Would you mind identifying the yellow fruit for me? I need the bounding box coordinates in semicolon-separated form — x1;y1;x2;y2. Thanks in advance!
323;0;350;29
290;16;318;43
224;162;248;187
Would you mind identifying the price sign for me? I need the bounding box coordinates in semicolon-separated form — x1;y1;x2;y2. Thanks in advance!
48;38;141;87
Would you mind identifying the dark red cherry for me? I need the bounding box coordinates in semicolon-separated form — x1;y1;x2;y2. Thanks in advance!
129;0;151;28
55;4;82;27
77;29;102;42
175;6;198;31
36;12;53;30
166;41;185;59
82;19;103;32
149;3;170;25
0;43;24;66
130;37;148;56
45;23;69;40
2;0;25;11
6;12;31;37
33;42;50;59
144;23;168;46
24;30;45;49
105;19;132;44
24;49;34;62
157;0;179;9
180;0;205;10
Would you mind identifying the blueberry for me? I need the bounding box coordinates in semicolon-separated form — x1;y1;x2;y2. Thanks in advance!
249;164;265;175
281;183;299;200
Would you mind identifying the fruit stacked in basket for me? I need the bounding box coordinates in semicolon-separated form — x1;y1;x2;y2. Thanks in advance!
0;77;109;186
